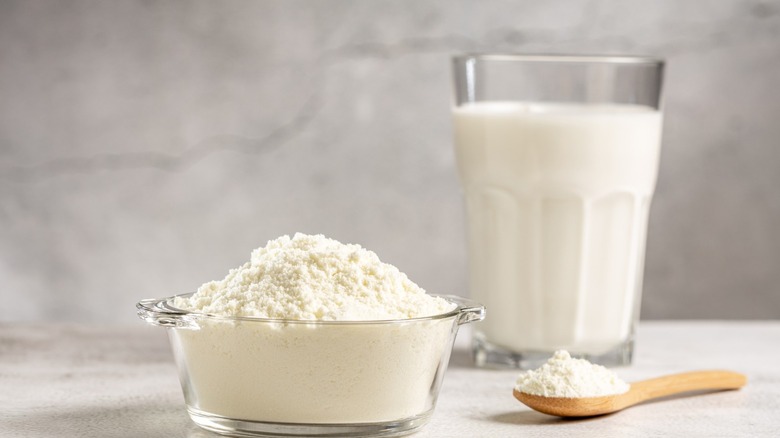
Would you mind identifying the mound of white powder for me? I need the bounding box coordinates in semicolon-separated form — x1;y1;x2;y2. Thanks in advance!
173;233;453;320
515;350;629;398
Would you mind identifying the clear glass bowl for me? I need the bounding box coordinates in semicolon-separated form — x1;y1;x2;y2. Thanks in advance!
137;293;485;437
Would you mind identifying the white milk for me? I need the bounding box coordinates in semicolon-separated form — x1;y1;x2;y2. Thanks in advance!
453;102;662;355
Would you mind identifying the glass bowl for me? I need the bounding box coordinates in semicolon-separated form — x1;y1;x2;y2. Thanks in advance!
137;293;485;437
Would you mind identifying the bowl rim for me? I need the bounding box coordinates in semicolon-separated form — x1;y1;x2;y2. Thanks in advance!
137;293;483;326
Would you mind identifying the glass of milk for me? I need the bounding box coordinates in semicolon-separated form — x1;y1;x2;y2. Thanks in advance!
451;54;664;368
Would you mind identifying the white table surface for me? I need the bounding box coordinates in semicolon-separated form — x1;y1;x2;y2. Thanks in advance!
2;321;778;437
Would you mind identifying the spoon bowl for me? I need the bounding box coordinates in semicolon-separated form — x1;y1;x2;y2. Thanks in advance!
514;370;747;417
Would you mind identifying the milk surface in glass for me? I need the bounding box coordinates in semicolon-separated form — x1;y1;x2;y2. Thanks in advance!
453;102;662;356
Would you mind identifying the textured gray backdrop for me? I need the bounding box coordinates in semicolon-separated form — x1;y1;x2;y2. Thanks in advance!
1;0;779;323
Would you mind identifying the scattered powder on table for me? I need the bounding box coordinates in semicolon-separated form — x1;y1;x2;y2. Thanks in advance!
173;233;454;320
515;350;630;398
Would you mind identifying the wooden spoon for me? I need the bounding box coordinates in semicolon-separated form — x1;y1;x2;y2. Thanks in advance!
513;370;747;417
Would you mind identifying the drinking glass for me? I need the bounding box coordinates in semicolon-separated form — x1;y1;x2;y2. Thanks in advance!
451;54;664;368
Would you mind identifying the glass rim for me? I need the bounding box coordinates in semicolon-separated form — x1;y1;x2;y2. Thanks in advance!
453;53;664;66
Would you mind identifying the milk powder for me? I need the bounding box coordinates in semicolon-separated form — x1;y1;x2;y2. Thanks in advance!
515;350;629;398
168;233;458;424
173;233;452;320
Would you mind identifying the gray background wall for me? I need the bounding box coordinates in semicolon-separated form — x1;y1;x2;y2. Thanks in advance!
1;0;778;323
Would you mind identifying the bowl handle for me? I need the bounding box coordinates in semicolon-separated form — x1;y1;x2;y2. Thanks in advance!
443;296;486;326
136;297;199;329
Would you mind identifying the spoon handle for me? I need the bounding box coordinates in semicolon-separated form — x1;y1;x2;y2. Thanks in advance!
630;370;747;403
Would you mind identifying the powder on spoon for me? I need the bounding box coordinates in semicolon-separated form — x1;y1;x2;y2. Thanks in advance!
515;350;629;398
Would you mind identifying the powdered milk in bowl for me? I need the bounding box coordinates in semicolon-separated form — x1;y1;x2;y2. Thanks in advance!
136;234;484;437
